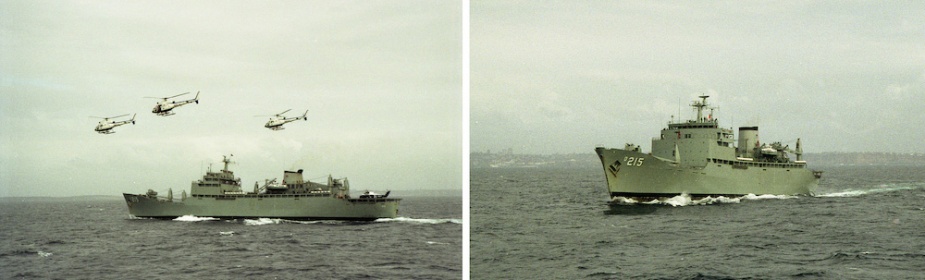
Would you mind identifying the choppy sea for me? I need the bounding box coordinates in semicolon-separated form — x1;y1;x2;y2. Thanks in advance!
471;165;925;279
1;196;461;279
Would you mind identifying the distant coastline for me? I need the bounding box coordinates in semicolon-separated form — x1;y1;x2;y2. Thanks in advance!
471;151;925;168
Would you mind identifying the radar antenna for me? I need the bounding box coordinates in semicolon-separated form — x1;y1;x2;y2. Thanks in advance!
692;95;717;123
221;154;235;172
693;95;709;122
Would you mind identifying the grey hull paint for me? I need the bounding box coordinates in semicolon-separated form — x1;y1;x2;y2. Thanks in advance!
123;193;400;221
122;155;401;221
594;96;820;200
595;148;817;198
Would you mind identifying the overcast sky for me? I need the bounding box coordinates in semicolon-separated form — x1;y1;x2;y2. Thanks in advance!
472;1;924;155
1;1;461;197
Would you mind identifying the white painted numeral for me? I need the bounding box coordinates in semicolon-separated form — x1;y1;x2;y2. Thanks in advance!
623;156;644;166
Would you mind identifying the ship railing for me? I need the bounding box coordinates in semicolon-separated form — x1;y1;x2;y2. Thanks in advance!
347;197;402;202
192;193;335;199
709;158;807;169
186;193;401;201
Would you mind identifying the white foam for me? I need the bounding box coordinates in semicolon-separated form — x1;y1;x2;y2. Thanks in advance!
219;231;235;236
426;241;451;245
741;193;798;200
37;251;52;257
610;197;640;204
243;218;282;226
661;193;693;206
818;184;923;198
173;215;219;222
614;192;795;207
817;190;865;197
240;218;329;225
374;217;462;224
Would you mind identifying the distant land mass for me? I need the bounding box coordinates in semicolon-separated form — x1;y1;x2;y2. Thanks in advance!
471;151;925;169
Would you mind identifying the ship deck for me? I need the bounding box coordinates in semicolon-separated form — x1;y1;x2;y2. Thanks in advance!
125;192;401;203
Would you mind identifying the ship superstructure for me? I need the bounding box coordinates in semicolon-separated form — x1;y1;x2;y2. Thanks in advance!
595;96;821;201
123;155;400;220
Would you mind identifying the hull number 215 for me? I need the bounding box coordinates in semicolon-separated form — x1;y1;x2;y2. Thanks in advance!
623;156;645;166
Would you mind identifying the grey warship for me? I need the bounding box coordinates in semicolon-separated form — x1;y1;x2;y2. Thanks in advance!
123;155;400;220
595;96;821;201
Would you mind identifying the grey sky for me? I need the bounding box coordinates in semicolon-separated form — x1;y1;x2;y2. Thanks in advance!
1;1;461;197
472;1;925;155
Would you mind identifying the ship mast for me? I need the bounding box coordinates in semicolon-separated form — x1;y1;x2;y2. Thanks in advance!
693;95;709;122
221;154;234;172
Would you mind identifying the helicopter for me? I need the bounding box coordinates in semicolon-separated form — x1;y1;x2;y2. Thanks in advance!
262;109;308;130
92;113;136;134
147;91;199;116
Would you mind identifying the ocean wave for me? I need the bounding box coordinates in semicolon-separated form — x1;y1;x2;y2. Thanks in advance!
375;217;462;224
817;183;925;198
240;218;335;225
2;249;39;257
243;218;283;226
173;215;219;222
613;193;796;207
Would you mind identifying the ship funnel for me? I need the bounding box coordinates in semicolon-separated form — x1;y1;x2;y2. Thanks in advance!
283;170;304;185
737;126;759;158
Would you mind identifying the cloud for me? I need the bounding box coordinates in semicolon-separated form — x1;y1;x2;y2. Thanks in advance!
471;1;925;154
0;1;461;197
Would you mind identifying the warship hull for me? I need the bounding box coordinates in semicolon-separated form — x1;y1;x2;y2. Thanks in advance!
123;193;400;221
595;147;818;199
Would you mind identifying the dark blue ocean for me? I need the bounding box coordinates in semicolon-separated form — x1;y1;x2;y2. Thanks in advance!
1;196;461;279
471;165;925;279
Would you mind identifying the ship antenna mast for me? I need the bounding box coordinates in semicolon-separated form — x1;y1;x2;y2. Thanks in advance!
694;95;709;122
221;154;235;172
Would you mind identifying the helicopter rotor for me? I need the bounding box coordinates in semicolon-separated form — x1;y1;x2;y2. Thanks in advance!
144;92;190;100
90;114;130;120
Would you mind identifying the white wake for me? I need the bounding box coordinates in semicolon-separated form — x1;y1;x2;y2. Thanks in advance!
375;217;462;224
817;183;925;197
173;215;219;222
613;193;796;207
241;218;330;225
